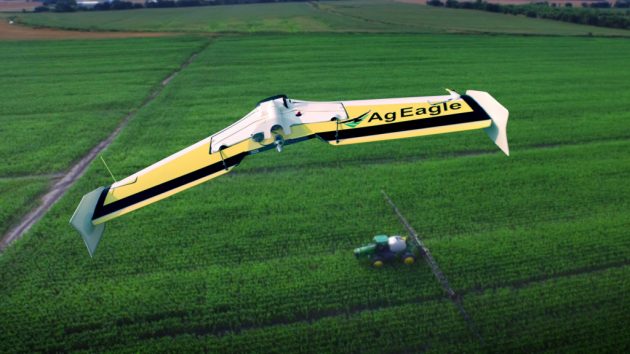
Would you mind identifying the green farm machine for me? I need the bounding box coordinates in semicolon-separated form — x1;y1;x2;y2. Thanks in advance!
354;235;417;268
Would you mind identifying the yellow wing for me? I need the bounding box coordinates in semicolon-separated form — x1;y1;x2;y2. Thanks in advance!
71;90;508;256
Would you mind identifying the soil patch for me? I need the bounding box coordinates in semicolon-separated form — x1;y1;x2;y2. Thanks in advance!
0;20;172;40
0;1;38;12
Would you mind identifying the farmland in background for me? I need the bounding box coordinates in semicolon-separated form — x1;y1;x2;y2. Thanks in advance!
0;0;37;12
0;37;206;235
0;29;628;352
12;0;630;36
0;17;175;40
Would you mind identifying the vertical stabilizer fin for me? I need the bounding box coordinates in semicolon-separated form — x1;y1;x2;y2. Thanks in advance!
69;187;105;257
466;90;510;156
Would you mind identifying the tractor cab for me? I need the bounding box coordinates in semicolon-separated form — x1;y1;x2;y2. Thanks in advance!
373;235;388;251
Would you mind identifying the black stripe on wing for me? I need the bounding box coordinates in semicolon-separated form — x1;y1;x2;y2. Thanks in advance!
92;152;247;220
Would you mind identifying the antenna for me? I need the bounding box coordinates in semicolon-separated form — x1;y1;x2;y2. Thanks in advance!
99;155;117;183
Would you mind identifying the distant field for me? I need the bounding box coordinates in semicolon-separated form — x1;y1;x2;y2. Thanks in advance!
0;0;37;12
1;33;628;352
320;0;630;35
13;0;630;36
15;2;336;32
0;37;206;235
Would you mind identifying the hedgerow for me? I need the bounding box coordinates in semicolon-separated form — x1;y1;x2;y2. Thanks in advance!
428;0;630;29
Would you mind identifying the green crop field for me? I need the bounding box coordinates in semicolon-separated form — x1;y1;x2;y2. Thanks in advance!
13;0;630;36
0;36;207;236
0;178;49;235
0;37;206;176
1;23;629;352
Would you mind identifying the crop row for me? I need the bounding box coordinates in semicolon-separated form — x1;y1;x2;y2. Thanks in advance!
3;296;479;353
390;136;630;229
152;300;479;354
464;265;630;352
429;212;629;292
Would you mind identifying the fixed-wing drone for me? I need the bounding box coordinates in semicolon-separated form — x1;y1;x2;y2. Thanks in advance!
71;89;509;256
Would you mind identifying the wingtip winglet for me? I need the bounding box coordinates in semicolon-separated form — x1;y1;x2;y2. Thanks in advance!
69;187;106;257
445;88;459;97
466;90;510;156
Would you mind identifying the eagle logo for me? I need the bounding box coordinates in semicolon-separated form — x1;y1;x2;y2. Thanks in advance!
343;111;370;128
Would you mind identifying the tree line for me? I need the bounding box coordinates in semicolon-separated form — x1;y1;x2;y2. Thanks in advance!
426;0;630;30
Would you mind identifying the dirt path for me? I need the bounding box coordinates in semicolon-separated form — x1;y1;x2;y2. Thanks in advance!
0;20;172;40
0;40;211;251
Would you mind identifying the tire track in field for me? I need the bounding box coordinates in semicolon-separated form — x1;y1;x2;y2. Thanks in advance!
0;39;213;252
461;259;630;296
308;1;416;31
59;260;630;350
